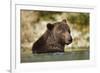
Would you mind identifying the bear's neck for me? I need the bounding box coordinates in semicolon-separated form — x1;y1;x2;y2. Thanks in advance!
47;43;64;51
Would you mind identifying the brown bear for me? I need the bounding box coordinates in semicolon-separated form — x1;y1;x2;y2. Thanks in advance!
32;19;72;54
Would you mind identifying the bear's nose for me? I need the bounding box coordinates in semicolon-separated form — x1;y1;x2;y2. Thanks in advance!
68;37;72;42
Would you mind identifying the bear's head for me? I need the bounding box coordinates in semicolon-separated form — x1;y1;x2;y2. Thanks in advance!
47;19;72;45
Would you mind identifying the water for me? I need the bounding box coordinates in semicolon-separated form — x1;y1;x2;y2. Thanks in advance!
21;50;89;63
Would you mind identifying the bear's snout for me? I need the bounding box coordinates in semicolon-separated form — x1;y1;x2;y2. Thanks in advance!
67;36;72;44
65;34;72;45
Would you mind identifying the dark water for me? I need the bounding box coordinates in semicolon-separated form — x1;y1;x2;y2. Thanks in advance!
21;50;89;63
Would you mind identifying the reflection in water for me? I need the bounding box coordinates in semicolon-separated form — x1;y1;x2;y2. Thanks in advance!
21;50;89;63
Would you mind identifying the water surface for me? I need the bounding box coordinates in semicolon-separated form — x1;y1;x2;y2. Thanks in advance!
21;50;89;63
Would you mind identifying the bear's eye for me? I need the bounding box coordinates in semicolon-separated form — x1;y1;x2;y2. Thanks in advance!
61;29;66;32
62;28;70;33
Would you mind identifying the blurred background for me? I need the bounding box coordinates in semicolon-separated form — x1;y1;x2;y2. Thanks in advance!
20;10;89;62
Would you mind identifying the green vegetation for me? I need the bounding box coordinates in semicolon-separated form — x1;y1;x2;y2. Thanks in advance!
67;13;89;30
39;11;62;21
67;13;89;26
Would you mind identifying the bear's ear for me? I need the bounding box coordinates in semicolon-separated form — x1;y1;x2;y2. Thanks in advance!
47;23;54;30
62;19;67;23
